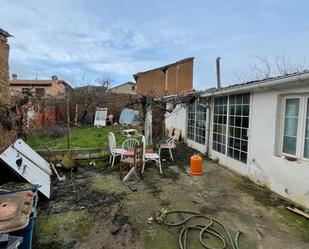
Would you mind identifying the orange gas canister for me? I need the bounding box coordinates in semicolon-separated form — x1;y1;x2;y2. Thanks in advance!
190;154;203;176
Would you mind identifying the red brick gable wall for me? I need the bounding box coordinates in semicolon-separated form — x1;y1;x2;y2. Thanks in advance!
136;59;193;97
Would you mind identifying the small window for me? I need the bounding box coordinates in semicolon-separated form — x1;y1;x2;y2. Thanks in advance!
132;85;135;91
282;98;300;155
22;88;31;94
35;88;45;96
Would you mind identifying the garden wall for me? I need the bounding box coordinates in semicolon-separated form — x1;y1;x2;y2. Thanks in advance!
74;87;141;124
0;28;15;152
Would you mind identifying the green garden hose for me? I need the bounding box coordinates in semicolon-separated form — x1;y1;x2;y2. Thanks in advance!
160;210;242;249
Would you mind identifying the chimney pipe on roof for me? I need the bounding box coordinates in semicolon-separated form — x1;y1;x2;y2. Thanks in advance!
12;73;17;80
216;57;221;88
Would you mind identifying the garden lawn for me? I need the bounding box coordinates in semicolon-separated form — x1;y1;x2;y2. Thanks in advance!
25;126;129;150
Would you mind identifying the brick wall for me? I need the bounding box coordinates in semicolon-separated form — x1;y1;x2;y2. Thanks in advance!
0;33;10;107
24;101;66;128
74;88;141;124
0;29;15;152
135;58;194;97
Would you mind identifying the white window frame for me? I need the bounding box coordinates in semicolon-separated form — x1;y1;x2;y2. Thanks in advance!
280;95;309;160
212;96;228;154
212;93;250;164
227;93;250;164
186;99;207;145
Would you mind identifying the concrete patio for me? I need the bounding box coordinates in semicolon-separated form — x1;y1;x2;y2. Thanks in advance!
33;144;309;249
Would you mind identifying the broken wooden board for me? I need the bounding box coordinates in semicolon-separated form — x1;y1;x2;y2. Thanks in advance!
174;128;181;141
0;139;52;198
168;127;175;138
287;206;309;219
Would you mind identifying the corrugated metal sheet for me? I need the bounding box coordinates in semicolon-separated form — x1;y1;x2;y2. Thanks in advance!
119;108;140;126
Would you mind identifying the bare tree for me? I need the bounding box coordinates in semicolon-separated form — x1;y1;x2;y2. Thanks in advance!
234;55;308;83
72;73;114;124
274;55;307;75
96;73;113;89
252;56;272;79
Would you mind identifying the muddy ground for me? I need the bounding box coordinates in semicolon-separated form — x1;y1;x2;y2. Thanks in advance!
33;144;309;249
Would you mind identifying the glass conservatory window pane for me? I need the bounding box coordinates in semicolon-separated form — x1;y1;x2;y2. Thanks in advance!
282;98;299;155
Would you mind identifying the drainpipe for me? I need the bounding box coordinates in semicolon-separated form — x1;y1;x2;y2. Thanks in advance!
164;68;168;95
176;64;179;93
216;57;221;88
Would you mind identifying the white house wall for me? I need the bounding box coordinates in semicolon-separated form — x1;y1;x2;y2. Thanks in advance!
165;102;208;153
186;139;206;153
249;87;309;208
165;103;187;140
209;86;309;208
165;84;309;208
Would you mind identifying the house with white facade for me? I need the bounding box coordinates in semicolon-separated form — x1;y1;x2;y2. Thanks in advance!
165;71;309;209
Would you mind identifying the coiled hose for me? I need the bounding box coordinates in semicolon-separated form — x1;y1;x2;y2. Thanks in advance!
161;210;241;249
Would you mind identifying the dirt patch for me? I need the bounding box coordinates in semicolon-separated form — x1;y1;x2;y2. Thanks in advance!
161;142;197;168
160;166;180;180
234;177;309;242
41;168;122;215
234;177;290;207
33;167;140;249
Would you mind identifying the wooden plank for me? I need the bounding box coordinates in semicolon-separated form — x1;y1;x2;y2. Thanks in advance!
168;127;175;138
174;128;181;141
287;206;309;219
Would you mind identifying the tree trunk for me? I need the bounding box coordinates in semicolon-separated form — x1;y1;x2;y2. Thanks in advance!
66;87;71;149
74;103;78;126
144;98;152;145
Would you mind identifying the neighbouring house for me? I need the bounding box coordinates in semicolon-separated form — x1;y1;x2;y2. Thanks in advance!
134;57;194;97
10;74;69;98
165;71;309;209
10;74;72;128
109;81;136;95
0;28;15;152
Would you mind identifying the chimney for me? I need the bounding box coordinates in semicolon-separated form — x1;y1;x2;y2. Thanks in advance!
216;57;221;88
51;75;58;80
12;73;17;80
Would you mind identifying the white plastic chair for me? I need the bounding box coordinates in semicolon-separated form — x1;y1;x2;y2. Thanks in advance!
159;136;176;161
108;132;125;167
142;136;162;174
121;138;139;160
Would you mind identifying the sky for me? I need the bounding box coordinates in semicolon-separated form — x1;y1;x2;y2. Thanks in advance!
1;0;308;89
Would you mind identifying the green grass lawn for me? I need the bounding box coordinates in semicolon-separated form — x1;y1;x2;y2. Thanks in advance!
25;125;130;150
